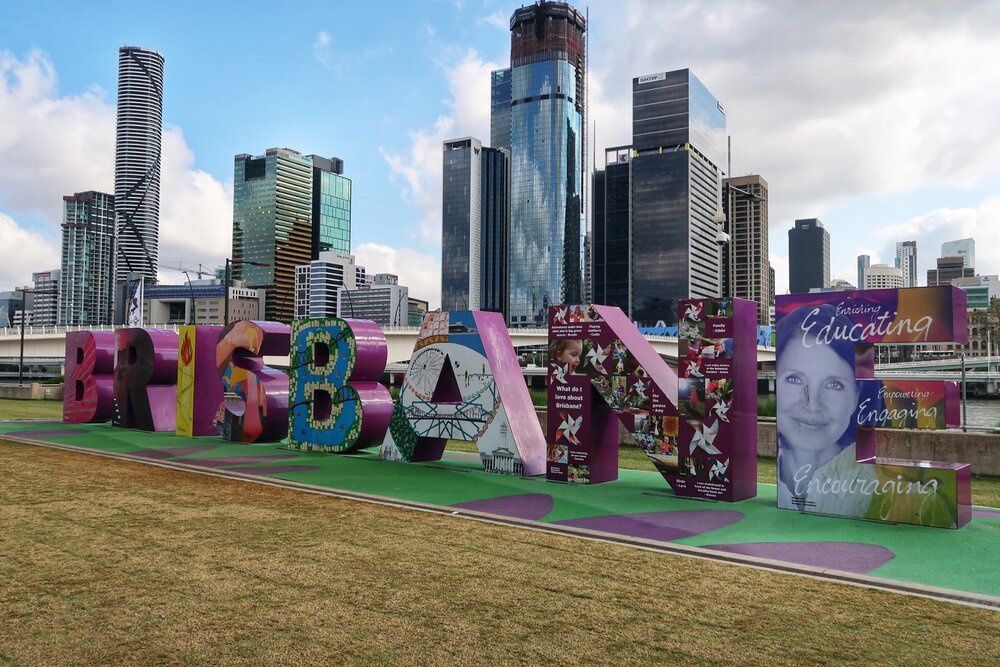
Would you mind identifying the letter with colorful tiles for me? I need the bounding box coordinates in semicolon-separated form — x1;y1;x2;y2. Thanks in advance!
176;325;225;437
380;311;546;476
63;330;115;423
547;303;758;502
776;286;971;528
112;328;178;432
288;318;394;452
215;320;290;443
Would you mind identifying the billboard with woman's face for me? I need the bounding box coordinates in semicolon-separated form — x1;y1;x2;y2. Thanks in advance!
776;286;971;529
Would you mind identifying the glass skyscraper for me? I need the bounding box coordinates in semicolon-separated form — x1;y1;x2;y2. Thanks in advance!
310;156;351;258
495;2;586;326
788;218;830;294
591;147;632;313
894;240;918;288
60;191;116;325
630;69;726;326
233;149;352;323
114;46;164;285
441;138;509;315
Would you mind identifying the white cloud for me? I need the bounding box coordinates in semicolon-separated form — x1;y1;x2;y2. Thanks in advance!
354;241;441;310
0;50;233;290
0;213;59;288
589;0;1000;227
476;12;507;30
380;48;500;246
312;31;332;66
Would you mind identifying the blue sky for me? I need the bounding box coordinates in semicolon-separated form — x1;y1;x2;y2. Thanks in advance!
2;0;999;306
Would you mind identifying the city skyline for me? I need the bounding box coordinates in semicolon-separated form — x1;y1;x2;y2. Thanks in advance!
1;0;999;307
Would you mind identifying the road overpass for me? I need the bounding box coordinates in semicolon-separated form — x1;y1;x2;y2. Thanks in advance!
0;323;776;368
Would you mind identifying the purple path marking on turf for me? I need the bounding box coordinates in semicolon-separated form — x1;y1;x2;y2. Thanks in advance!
170;455;298;468
224;465;320;475
6;429;89;438
702;542;895;574
554;510;744;541
452;493;554;521
972;508;1000;520
130;446;220;460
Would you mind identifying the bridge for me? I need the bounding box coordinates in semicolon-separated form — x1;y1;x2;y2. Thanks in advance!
0;324;777;370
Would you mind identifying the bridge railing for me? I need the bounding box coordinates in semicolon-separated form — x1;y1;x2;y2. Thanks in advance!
0;324;183;337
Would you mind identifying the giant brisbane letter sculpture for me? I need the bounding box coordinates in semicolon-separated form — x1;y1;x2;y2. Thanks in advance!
776;286;971;528
288;317;394;452
63;330;115;423
547;302;757;500
380;311;546;476
176;325;225;437
112;328;179;431
215;320;290;443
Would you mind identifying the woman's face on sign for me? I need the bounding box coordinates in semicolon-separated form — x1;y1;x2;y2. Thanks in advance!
777;338;858;453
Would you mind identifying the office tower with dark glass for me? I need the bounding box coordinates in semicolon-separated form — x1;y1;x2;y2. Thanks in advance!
591;146;632;313
788;218;830;294
630;69;727;325
310;155;351;258
723;174;772;325
857;254;870;291
441;138;509;315
233;148;352;323
114;46;164;284
894;240;917;288
490;69;512;151
60;191;116;325
494;1;586;326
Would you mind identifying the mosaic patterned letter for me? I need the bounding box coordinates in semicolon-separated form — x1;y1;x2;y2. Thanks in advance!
215;320;290;443
63;330;115;423
176;325;225;437
547;302;758;502
776;286;971;528
289;318;393;452
380;311;546;476
112;328;178;432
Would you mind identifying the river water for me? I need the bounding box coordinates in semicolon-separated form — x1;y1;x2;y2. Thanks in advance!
961;399;1000;429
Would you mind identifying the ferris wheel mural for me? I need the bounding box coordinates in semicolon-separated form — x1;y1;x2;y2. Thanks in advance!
380;310;546;476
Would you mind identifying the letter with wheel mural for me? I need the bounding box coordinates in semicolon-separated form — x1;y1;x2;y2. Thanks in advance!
380;310;546;476
288;317;394;452
63;330;116;423
776;286;970;528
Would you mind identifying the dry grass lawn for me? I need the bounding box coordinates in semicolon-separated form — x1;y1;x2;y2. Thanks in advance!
0;440;997;666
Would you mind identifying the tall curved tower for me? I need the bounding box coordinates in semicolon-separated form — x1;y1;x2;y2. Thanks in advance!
500;1;586;326
114;46;164;284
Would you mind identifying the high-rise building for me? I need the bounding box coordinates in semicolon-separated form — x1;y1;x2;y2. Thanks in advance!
294;251;365;319
941;238;975;270
927;256;974;286
857;254;870;291
233;148;350;323
723;175;770;326
59;191;116;326
233;148;313;323
114;46;164;284
490;69;512;151
788;218;830;294
895;241;918;288
309;155;351;258
31;270;60;326
591;146;632;313
338;278;409;326
630;69;727;325
863;264;904;290
498;1;587;326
